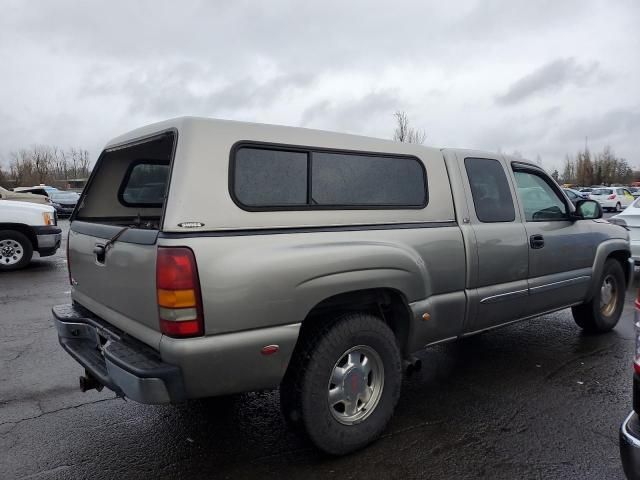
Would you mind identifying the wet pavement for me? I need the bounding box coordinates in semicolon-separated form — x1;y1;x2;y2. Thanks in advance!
0;218;634;479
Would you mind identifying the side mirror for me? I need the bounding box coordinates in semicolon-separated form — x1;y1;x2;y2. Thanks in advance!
574;199;603;220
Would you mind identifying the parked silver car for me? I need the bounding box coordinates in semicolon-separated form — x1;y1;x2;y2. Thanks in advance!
53;117;631;454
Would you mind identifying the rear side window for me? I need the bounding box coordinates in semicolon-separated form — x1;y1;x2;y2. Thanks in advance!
464;158;515;222
311;152;425;206
119;162;170;207
231;144;427;210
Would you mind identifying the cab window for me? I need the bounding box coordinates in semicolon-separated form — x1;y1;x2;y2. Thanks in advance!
464;158;515;222
513;170;568;221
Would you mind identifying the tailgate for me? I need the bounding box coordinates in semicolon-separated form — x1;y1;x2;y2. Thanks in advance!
69;224;161;347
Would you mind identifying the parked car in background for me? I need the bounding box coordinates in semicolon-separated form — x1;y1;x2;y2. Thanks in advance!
14;186;78;217
14;185;60;195
0;186;51;206
628;187;640;198
589;187;635;212
580;187;594;195
47;191;79;217
0;200;61;270
610;199;640;263
52;117;630;455
563;188;589;206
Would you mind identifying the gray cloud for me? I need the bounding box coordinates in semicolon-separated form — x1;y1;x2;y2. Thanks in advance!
496;58;601;105
301;92;400;133
0;0;638;171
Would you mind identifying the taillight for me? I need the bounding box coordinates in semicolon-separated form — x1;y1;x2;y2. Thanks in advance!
608;194;616;200
635;293;640;374
156;247;204;338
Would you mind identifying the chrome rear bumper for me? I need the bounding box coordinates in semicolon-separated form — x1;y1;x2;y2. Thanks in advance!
53;304;185;404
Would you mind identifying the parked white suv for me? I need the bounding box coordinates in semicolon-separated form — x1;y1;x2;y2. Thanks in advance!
0;200;62;270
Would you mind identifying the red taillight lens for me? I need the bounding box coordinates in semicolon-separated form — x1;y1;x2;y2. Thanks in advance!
635;295;640;374
608;194;616;200
156;247;204;338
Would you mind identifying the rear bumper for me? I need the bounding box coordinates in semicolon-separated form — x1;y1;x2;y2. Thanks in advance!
621;412;640;480
56;206;75;216
598;200;619;209
53;303;186;404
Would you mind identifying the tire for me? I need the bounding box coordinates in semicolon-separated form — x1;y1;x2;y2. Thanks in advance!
0;230;33;271
280;312;402;455
572;258;625;333
616;202;622;212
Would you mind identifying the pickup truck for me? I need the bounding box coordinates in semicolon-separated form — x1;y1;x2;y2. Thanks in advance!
53;117;631;455
0;200;61;270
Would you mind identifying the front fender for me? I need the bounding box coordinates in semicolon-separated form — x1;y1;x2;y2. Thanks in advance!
586;238;630;302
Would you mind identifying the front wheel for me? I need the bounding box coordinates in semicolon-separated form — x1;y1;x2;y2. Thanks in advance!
616;202;622;212
0;230;33;271
572;258;625;333
280;312;402;455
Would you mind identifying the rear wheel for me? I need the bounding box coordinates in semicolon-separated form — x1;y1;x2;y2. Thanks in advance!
572;258;625;333
0;230;33;271
616;202;622;212
280;312;402;455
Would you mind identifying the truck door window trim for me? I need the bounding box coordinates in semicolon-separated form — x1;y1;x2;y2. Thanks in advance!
511;163;570;222
229;141;428;211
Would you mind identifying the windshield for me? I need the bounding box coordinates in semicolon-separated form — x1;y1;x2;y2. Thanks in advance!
591;188;613;195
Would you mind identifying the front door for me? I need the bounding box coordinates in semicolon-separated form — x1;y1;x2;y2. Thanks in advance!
511;165;597;315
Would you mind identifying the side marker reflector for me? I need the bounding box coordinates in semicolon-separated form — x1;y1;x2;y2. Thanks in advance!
261;345;280;356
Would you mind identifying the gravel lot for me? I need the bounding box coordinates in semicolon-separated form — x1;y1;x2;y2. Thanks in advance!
0;216;634;479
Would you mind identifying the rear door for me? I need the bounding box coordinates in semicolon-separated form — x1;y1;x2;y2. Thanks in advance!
510;163;596;315
457;155;529;332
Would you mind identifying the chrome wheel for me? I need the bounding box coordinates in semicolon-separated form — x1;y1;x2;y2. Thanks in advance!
600;274;618;316
328;345;384;425
616;203;622;212
0;238;24;266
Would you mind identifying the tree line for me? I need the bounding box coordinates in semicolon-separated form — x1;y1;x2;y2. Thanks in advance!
549;145;634;186
0;145;92;188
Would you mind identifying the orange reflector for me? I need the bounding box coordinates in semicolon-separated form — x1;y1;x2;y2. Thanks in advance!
157;288;197;308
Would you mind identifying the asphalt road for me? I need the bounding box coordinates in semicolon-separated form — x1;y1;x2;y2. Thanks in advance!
0;215;635;479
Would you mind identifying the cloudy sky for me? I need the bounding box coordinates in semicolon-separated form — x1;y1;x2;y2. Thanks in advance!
1;0;638;171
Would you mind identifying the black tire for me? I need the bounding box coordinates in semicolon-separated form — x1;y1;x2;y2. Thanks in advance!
616;202;622;212
571;258;625;333
0;230;33;271
280;312;402;455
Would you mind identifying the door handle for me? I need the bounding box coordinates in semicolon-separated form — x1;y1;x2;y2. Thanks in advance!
530;234;545;249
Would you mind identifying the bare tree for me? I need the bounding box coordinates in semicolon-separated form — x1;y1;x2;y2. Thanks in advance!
393;111;427;144
1;145;94;188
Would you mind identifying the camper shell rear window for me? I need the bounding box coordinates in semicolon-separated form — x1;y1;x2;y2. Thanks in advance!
74;131;175;228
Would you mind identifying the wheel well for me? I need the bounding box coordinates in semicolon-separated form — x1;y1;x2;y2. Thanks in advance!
608;250;631;286
0;223;37;249
300;288;412;355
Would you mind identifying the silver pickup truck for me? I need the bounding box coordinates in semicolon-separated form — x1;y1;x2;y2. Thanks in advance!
54;117;630;455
